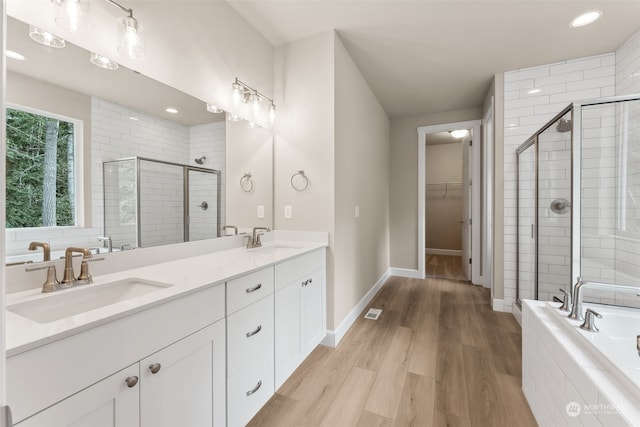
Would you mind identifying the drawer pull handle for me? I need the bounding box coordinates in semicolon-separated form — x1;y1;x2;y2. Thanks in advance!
246;283;262;293
246;325;262;338
302;278;313;287
149;363;161;374
246;380;262;396
125;376;139;388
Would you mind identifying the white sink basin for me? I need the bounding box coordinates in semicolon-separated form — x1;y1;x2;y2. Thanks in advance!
8;278;174;323
250;244;304;254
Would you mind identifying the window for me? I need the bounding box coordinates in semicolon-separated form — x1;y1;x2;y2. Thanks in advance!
5;106;78;228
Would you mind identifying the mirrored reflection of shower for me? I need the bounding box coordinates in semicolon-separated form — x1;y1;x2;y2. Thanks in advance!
103;156;221;249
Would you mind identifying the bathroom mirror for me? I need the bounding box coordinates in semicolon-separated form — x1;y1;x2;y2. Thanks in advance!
4;15;273;263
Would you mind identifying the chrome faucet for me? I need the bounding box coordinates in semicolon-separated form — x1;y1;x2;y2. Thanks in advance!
62;247;93;285
579;308;602;333
28;241;51;262
569;277;640;322
247;227;271;248
98;236;113;252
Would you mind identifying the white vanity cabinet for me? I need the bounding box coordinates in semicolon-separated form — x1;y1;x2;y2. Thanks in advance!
274;249;326;390
8;284;226;427
226;267;275;427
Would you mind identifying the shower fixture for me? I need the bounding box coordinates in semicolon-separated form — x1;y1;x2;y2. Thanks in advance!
556;118;572;133
194;156;206;165
550;198;571;214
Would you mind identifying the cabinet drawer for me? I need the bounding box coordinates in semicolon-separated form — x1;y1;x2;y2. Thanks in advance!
227;351;274;427
226;267;274;315
275;249;325;291
227;294;274;376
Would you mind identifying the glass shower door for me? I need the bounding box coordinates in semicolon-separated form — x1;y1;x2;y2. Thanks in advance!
187;169;220;241
537;112;573;302
517;141;536;304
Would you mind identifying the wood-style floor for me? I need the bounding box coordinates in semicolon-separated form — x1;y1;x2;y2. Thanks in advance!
425;254;468;281
248;276;537;427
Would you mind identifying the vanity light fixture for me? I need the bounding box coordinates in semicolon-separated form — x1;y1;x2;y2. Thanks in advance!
230;77;276;125
90;52;119;70
51;0;90;34
206;103;224;114
6;50;26;61
570;10;602;28
450;129;469;139
29;25;66;48
104;0;145;59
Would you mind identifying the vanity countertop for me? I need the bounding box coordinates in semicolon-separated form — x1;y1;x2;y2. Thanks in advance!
6;240;326;357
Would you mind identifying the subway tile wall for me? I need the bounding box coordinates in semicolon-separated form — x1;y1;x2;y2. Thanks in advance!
503;53;616;312
616;29;640;95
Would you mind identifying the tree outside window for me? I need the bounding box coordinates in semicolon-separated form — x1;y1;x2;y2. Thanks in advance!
6;107;76;228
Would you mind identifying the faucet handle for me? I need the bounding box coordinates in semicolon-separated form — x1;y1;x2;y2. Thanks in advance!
558;288;572;312
580;308;602;333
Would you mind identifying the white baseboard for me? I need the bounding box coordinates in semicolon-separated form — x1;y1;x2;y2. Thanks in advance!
492;298;505;312
512;303;522;327
389;268;420;278
321;269;391;348
425;248;462;256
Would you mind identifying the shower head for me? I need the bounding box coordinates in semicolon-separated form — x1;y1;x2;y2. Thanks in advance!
556;118;572;133
550;198;571;214
194;156;206;165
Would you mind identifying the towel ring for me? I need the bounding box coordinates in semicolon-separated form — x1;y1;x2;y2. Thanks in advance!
291;170;309;192
240;173;254;193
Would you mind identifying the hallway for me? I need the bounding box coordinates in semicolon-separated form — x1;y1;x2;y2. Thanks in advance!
248;276;537;426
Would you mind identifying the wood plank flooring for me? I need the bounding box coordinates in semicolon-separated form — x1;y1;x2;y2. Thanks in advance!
425;255;468;281
248;276;537;427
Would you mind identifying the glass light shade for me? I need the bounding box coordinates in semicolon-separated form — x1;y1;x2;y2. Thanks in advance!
53;0;90;34
206;104;224;114
268;103;276;125
118;16;144;59
29;25;66;48
251;92;261;113
227;112;242;122
90;52;119;70
232;82;244;107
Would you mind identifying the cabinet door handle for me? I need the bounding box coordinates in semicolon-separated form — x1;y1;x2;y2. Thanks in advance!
246;380;262;396
246;283;262;293
149;363;161;374
125;376;139;388
246;325;262;338
301;279;308;287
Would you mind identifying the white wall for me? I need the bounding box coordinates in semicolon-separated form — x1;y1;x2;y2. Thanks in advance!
503;53;616;312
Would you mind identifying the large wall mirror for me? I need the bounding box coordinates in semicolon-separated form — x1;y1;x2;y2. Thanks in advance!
5;13;273;264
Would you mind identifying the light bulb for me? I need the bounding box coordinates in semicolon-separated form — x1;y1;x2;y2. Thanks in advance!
251;91;261;114
268;103;276;125
232;82;244;107
118;16;144;59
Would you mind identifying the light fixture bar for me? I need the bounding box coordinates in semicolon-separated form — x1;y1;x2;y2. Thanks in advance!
105;0;133;18
234;77;274;106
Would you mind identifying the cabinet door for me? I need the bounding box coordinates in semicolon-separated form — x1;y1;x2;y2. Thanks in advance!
17;365;139;427
302;268;326;356
140;320;226;427
274;280;302;390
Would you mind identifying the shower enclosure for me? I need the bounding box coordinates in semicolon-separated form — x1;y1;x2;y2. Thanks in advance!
516;94;640;308
103;157;222;250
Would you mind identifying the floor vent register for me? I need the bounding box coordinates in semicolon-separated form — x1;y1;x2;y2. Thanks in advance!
364;308;382;320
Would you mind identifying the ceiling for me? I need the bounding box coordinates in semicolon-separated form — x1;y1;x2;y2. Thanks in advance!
227;0;640;118
6;15;223;126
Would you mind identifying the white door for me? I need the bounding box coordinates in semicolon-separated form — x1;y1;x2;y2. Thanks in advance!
140;321;225;427
17;365;140;427
461;136;472;281
301;269;325;355
274;280;302;389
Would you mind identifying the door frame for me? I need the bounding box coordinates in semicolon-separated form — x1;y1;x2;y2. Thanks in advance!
482;98;494;292
417;120;482;283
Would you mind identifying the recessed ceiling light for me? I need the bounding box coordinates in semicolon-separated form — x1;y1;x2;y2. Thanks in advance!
165;108;178;114
6;50;26;60
450;129;469;139
570;10;602;28
527;88;541;95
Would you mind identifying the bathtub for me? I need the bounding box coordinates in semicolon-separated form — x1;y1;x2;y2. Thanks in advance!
522;299;640;426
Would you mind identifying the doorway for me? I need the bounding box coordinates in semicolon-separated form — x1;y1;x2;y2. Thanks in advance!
417;120;483;284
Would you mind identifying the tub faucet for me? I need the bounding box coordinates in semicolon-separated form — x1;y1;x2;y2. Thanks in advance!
223;225;238;236
28;241;50;262
98;236;113;252
558;288;572;312
569;277;640;322
579;308;602;333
